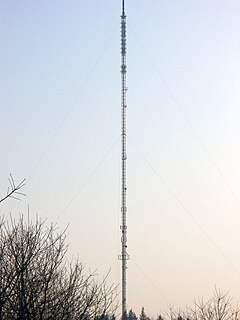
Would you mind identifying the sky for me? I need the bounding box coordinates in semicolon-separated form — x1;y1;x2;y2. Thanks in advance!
1;0;240;317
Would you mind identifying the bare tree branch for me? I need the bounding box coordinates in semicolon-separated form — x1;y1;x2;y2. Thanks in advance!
0;175;26;204
0;215;117;319
169;289;239;320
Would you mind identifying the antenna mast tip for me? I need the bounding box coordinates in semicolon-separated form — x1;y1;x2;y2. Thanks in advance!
122;0;125;15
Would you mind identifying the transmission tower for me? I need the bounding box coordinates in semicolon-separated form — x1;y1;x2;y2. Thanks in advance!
119;0;130;319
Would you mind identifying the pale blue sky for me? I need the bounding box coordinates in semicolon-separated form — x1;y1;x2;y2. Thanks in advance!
1;0;240;317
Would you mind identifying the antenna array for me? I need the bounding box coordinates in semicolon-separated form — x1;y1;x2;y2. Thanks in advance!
118;0;130;319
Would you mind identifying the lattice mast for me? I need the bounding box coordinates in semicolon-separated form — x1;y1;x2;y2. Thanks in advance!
119;0;129;319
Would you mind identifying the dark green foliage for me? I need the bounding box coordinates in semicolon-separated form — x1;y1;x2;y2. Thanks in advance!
139;307;150;320
156;315;164;320
128;309;138;320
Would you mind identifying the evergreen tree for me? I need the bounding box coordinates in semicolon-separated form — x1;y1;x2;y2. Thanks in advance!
128;309;138;320
139;307;149;320
156;315;164;320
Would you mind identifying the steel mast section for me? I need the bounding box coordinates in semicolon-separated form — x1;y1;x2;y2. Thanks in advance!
119;0;129;319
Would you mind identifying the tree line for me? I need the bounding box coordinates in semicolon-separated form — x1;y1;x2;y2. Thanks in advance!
0;177;117;319
123;291;239;320
0;177;239;319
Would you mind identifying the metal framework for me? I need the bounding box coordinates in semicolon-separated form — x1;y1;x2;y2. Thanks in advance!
118;0;129;319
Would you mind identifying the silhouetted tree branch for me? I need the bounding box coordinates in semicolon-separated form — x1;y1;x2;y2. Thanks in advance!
168;289;239;320
0;174;26;204
0;216;117;319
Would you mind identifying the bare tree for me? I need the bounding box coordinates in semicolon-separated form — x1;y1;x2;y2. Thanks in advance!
168;289;239;320
0;216;117;320
192;289;239;320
